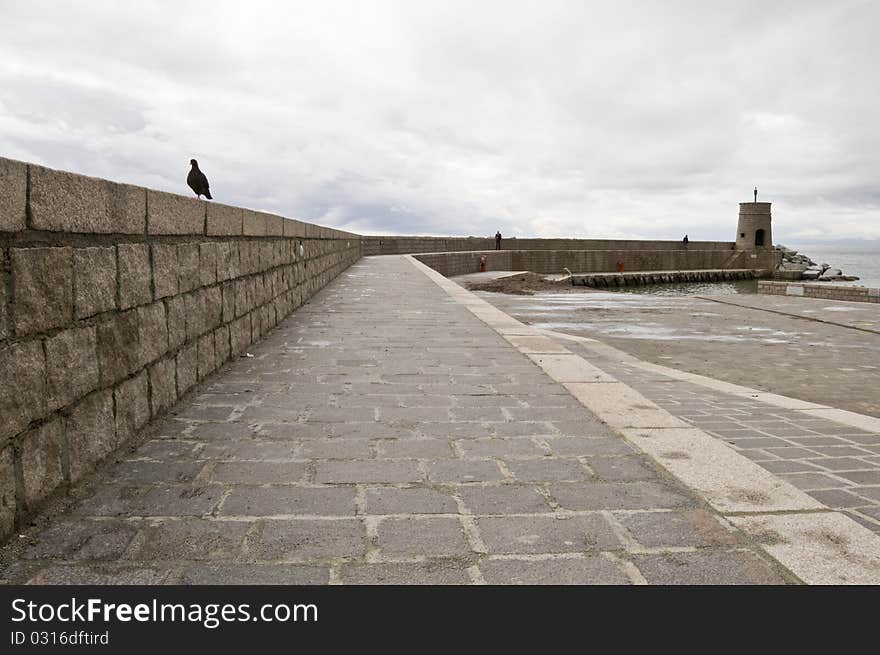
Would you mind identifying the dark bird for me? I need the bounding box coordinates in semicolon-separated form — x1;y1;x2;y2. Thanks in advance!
187;159;212;199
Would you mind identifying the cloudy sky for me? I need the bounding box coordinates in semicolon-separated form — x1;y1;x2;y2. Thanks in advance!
1;1;878;242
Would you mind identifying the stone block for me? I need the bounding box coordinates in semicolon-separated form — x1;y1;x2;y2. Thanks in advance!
28;164;146;233
0;264;6;341
66;390;115;483
0;446;15;540
0;340;46;442
213;325;230;366
151;244;178;299
264;213;284;236
242;209;268;236
282;217;307;238
114;371;149;444
177;242;200;293
137;301;168;366
45;326;98;411
199;242;218;286
11;247;73;335
206;203;242;236
146;190;205;235
229;315;251;355
148;357;176;417
96;309;140;386
221;281;235;322
176;343;198;397
165;294;187;350
117;243;152;309
197;333;215;380
377;517;469;557
216;243;237;281
20;418;64;510
234;278;250;317
73;247;116;319
0;157;26;231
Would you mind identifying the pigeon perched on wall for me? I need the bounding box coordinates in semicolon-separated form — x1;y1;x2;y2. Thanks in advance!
187;159;212;199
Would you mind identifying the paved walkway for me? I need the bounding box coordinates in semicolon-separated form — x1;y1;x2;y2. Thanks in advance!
0;256;801;585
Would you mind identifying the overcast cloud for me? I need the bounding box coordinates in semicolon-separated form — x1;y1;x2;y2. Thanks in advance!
1;0;878;241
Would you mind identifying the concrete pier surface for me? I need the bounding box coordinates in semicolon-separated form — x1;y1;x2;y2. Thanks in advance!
2;255;879;584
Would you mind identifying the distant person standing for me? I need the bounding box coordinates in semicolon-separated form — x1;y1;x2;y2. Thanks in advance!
682;234;689;246
495;231;502;250
754;187;758;202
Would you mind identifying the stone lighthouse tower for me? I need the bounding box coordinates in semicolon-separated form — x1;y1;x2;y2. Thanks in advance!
736;200;772;250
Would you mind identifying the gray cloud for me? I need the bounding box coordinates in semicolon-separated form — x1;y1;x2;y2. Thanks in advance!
1;0;878;242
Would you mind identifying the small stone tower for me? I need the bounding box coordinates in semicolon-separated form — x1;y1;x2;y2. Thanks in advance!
736;202;772;249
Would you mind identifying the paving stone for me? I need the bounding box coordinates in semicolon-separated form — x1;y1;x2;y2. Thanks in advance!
340;562;471;584
479;556;631;584
220;487;356;517
549;481;694;511
251;519;366;560
807;488;872;509
807;457;874;472
363;487;458;514
545;437;634;457
177;563;329;584
834;470;880;485
315;460;422;484
74;484;224;517
377;517;470;557
586;456;658;481
132;518;250;560
110;460;204;485
21;519;139;560
633;550;788;584
427;459;505;483
457;437;547;458
504;458;593;482
476;515;620;554
619;510;742;548
758;460;823;474
458;485;551;514
375;438;452;459
778;472;851;490
25;565;168;585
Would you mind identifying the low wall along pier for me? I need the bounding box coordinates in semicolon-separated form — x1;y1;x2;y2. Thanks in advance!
412;248;780;278
759;280;880;304
0;157;360;540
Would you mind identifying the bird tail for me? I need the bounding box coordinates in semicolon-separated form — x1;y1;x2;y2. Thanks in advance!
204;190;212;200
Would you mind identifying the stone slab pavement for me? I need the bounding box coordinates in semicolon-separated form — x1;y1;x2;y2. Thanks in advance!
0;256;803;585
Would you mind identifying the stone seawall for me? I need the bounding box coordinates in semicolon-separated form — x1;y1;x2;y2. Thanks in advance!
363;235;736;256
758;280;880;304
0;157;361;540
414;248;781;278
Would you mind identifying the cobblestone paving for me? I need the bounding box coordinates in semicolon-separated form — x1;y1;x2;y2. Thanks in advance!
562;344;880;536
0;257;796;585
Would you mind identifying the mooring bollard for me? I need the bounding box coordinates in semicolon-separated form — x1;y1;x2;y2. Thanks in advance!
479;255;487;272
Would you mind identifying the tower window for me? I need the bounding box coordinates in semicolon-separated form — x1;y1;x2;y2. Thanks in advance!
755;229;765;247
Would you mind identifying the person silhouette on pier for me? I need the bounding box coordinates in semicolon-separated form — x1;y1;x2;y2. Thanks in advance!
495;231;502;250
682;234;689;247
754;187;758;202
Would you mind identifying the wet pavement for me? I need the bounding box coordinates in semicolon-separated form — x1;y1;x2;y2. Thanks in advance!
476;289;880;417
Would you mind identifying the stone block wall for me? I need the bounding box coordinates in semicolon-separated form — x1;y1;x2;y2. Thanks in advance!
413;248;781;278
758;281;880;304
0;158;361;540
363;235;736;256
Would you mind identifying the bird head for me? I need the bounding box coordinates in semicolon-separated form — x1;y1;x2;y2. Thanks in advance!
190;159;198;167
